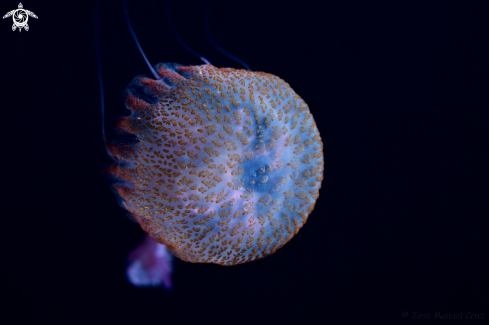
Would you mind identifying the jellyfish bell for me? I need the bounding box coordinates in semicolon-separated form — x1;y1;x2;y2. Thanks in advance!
105;63;324;266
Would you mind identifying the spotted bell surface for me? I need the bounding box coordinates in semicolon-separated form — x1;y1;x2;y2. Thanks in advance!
106;63;324;266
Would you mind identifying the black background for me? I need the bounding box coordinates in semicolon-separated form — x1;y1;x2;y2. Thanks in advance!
1;0;488;324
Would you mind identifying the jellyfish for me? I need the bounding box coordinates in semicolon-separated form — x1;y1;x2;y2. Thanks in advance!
98;1;324;289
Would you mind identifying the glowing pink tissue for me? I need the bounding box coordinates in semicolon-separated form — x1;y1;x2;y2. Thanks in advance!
126;233;173;289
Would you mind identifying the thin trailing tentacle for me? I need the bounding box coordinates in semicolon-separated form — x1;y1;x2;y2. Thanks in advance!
165;2;211;65
95;0;107;146
123;0;160;80
204;1;251;70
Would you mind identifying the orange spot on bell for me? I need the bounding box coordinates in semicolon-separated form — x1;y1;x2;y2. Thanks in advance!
113;184;135;202
114;116;136;134
124;92;150;112
157;65;187;83
138;77;170;96
105;164;135;182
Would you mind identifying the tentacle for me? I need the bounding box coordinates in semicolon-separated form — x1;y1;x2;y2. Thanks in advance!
95;0;107;148
122;0;160;80
204;1;251;70
165;2;211;65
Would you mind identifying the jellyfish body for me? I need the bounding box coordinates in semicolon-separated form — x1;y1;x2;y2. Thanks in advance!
106;63;324;266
